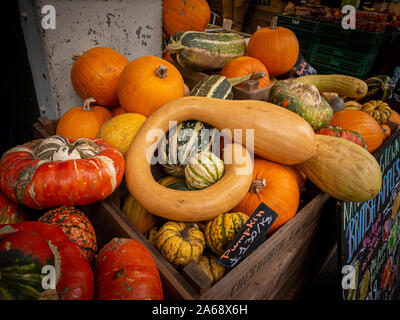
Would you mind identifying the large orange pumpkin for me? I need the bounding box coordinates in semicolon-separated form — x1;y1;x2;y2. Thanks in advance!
71;47;129;107
163;0;211;38
56;98;112;140
232;158;300;235
247;16;299;77
329;109;384;153
117;56;185;117
219;56;271;89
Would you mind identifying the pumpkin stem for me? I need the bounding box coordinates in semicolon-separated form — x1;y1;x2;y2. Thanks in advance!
155;65;168;79
270;16;278;30
249;179;266;194
228;72;267;86
72;54;81;61
181;223;197;239
82;97;96;111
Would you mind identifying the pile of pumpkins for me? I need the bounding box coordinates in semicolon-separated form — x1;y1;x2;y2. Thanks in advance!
0;0;399;300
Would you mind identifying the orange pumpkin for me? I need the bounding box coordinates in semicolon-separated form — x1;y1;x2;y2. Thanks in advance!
56;98;112;140
381;124;391;140
219;56;271;89
163;0;210;38
117;56;185;117
247;16;299;77
388;109;400;133
110;106;125;117
232;159;300;235
329;109;384;153
71;47;129;107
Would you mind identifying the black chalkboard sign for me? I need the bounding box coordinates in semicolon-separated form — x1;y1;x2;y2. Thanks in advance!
292;52;317;77
216;203;278;269
340;128;400;300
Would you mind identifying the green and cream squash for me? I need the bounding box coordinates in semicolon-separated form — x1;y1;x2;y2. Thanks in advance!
191;72;266;100
160;120;220;178
167;31;246;72
364;75;395;101
185;151;225;190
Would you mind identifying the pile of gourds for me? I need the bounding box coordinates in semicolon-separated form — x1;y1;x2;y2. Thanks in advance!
0;0;398;300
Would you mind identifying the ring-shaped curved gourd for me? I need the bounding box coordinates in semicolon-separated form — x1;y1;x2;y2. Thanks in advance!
125;96;316;221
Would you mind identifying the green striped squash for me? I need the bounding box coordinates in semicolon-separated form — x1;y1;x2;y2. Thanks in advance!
364;75;395;101
167;31;246;72
160;120;220;178
204;212;249;255
191;72;266;99
184;151;224;190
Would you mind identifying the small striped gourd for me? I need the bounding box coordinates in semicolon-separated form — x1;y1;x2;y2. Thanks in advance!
167;31;246;72
160;120;220;178
156;221;205;268
361;100;391;125
195;252;225;284
185;151;224;190
191;72;266;100
364;75;395;101
204;212;249;255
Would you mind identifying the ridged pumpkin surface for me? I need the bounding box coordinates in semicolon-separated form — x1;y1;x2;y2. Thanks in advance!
361;100;391;125
204;212;249;255
96;112;147;156
163;0;210;38
117;56;185;117
71;47;128;107
56;98;112;140
329;109;384;153
39;206;97;265
156;221;205;268
233;159;300;234
296;135;382;202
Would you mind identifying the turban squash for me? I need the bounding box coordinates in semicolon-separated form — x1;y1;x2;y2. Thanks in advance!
0;191;26;224
0;222;94;300
0;135;125;209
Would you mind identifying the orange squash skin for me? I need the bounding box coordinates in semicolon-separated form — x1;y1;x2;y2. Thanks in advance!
163;0;211;38
71;47;129;107
117;56;185;117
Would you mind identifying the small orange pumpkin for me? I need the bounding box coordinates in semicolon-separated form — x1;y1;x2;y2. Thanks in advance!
232;158;300;235
388;109;400;133
329;109;384;153
56;98;112;140
219;56;271;89
71;47;129;107
163;0;211;38
247;16;299;76
117;56;185;117
381;124;391;140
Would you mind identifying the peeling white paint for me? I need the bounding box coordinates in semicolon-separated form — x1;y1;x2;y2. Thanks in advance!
19;0;163;119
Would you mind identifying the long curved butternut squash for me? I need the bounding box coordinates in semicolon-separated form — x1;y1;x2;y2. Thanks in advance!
125;96;316;221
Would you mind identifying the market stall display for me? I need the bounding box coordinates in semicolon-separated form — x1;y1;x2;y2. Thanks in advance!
2;0;400;301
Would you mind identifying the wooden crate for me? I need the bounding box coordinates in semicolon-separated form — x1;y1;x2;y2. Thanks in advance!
32;118;337;300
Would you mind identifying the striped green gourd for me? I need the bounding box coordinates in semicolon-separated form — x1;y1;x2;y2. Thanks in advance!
364;75;395;102
184;151;224;190
167;31;246;72
191;72;266;99
160;120;220;178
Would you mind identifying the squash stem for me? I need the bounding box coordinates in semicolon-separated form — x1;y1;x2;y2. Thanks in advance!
249;179;266;194
228;72;266;86
82;97;96;111
270;16;278;30
72;54;81;61
167;42;184;53
155;65;168;79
